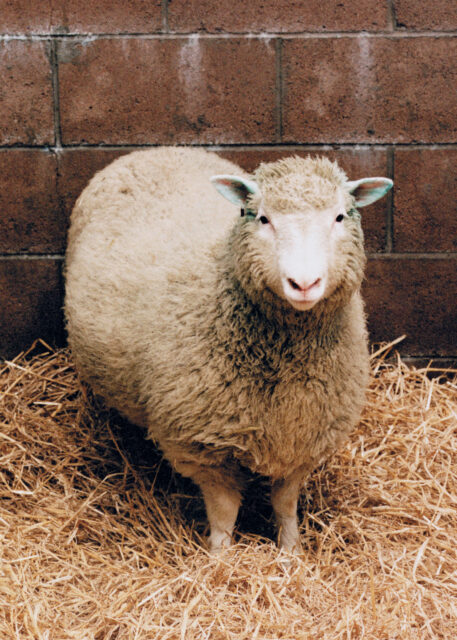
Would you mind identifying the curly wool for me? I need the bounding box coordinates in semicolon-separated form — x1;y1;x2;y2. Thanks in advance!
251;155;353;213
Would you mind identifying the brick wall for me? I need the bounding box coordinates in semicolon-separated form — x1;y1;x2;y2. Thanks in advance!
1;1;456;363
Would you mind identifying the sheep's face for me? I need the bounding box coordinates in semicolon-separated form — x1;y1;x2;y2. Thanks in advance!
247;195;355;311
212;156;392;312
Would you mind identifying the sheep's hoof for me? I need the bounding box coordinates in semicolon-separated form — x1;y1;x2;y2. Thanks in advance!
208;533;232;555
278;535;304;563
280;540;303;554
208;545;229;555
277;555;297;569
277;545;304;568
278;530;303;555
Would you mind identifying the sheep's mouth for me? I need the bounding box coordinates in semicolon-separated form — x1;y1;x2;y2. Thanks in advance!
286;297;321;312
281;277;325;311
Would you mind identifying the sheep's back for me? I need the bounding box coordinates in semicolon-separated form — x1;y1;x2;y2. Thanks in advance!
67;147;242;268
65;147;244;420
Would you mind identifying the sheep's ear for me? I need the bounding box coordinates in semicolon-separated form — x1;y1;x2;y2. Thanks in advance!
347;177;393;207
210;175;259;207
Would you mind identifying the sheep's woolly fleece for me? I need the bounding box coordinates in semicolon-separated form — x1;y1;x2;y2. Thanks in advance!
0;340;456;639
252;155;353;212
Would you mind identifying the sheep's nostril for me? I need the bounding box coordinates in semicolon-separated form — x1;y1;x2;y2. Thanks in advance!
288;278;301;291
288;277;321;293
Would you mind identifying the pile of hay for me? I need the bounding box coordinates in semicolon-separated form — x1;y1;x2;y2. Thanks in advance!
1;340;456;639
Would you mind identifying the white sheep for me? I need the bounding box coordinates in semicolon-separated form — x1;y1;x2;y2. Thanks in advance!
64;147;392;554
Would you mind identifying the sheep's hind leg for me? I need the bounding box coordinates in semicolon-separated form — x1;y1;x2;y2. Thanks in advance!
271;469;306;554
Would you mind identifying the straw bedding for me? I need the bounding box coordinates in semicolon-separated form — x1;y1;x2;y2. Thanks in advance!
0;340;456;639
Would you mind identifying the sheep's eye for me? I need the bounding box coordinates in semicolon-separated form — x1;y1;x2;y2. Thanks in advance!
259;215;270;225
335;213;345;223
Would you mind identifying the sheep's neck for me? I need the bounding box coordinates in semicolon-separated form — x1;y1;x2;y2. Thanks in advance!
214;259;347;353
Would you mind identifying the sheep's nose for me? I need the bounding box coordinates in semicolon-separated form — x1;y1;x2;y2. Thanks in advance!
287;277;322;293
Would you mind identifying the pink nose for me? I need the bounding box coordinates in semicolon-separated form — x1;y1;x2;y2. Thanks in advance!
287;277;322;293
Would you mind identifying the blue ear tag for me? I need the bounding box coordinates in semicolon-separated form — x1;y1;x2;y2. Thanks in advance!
240;208;256;219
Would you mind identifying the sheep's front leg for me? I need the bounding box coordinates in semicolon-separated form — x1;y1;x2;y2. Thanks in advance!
200;480;241;553
163;447;242;553
271;469;306;554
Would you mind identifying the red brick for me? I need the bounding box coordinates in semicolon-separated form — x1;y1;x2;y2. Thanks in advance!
218;147;389;252
395;0;457;31
0;0;162;34
57;149;132;219
394;149;457;252
0;0;54;34
282;37;457;144
168;0;388;33
58;38;277;145
364;257;457;356
0;151;62;254
0;259;64;359
0;40;54;145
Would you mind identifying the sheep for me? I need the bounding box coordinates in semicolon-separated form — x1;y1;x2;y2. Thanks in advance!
64;147;392;554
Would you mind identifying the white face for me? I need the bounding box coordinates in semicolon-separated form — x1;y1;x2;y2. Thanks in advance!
253;194;349;311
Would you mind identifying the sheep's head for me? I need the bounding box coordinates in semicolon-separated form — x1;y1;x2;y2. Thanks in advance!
211;156;392;312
